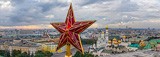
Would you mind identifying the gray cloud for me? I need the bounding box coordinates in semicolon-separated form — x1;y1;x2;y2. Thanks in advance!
0;0;160;28
116;0;139;12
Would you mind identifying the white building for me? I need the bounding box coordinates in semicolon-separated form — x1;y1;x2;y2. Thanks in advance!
96;25;109;48
96;32;106;48
105;25;109;47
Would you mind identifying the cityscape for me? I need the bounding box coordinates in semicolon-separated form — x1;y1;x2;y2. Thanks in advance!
1;0;160;57
1;28;160;57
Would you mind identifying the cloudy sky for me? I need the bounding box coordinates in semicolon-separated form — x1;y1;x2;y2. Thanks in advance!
0;0;160;29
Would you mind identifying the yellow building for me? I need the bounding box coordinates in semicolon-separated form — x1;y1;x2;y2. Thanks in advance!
41;43;62;53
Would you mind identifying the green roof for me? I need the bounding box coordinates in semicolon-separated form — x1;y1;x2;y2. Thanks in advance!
129;39;160;49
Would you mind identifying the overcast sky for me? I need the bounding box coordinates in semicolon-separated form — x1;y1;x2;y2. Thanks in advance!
0;0;160;29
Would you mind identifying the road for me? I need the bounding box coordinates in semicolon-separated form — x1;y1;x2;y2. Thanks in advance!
101;50;160;57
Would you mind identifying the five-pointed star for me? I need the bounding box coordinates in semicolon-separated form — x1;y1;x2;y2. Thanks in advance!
51;3;96;53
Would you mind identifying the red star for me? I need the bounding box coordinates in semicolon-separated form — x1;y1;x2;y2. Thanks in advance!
51;3;96;53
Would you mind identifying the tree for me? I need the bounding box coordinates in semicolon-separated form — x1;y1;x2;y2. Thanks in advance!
12;50;21;57
17;52;29;57
0;36;2;38
73;51;97;57
44;51;53;57
34;51;45;57
4;51;10;57
34;51;52;57
30;53;34;57
0;50;5;56
0;50;10;57
34;53;45;57
81;39;96;45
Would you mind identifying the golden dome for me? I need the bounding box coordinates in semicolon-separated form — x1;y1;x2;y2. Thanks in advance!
108;40;112;44
139;40;146;47
118;40;121;43
113;41;118;45
113;38;117;41
123;36;126;39
101;32;104;34
106;25;108;29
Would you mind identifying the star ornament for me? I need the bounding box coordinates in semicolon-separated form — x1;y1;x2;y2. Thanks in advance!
51;3;96;53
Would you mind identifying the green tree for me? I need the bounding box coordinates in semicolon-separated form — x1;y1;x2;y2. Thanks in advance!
30;53;34;57
34;53;45;57
0;50;5;56
81;39;97;45
16;52;29;57
0;50;10;57
34;51;52;57
73;51;97;57
0;36;2;38
44;51;53;57
12;50;21;57
4;51;10;57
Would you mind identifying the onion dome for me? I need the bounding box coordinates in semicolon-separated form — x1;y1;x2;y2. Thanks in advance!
108;40;112;44
118;40;121;44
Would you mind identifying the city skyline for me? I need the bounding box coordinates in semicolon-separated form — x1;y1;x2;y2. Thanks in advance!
0;0;160;29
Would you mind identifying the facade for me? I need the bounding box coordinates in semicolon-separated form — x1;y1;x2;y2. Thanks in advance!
9;45;40;55
0;44;8;50
41;43;64;53
0;39;41;56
